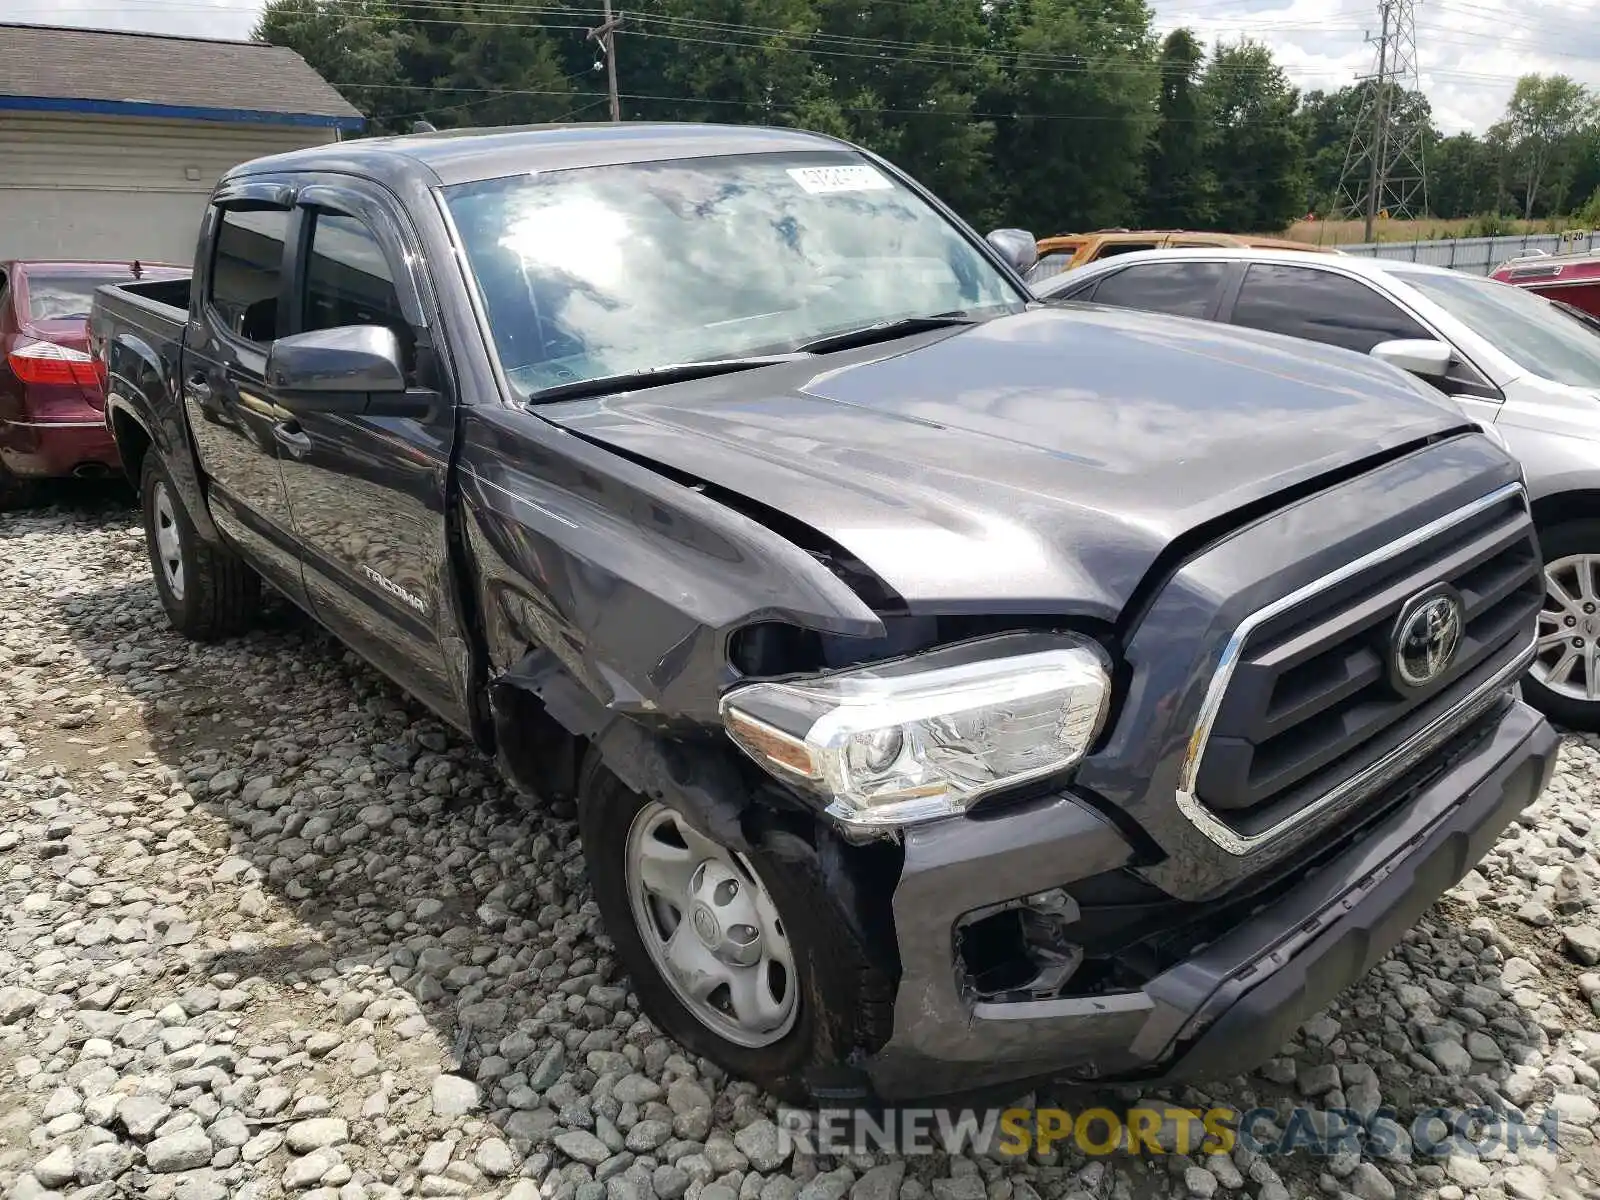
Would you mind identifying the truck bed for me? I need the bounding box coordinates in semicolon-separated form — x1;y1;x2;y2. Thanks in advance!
96;274;191;326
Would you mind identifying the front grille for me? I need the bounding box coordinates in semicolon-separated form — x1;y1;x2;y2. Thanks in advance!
1186;484;1539;843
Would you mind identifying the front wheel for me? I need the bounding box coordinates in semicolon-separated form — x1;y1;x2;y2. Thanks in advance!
576;755;893;1103
141;454;260;640
1526;518;1600;730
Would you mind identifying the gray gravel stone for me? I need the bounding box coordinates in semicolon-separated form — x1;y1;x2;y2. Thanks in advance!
287;1118;350;1153
4;494;1599;1200
145;1128;214;1173
32;1145;76;1189
802;1169;857;1200
1566;926;1600;966
1347;1163;1394;1200
430;1075;479;1117
285;1148;343;1190
654;1165;691;1199
851;1164;906;1200
557;1130;613;1166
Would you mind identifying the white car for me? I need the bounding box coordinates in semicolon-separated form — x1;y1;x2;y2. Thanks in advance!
1034;246;1600;729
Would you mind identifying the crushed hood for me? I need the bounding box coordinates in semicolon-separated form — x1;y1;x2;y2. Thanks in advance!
538;305;1473;621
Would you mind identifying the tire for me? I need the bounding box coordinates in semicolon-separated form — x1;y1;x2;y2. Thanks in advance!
577;753;893;1103
1524;517;1600;731
141;453;260;640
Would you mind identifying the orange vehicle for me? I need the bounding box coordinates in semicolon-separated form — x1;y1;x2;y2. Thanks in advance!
1028;229;1336;283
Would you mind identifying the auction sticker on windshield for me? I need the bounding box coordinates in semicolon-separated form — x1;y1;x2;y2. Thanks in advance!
787;165;893;194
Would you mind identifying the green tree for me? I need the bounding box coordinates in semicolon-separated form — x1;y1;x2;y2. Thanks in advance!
1142;29;1214;228
617;0;829;129
401;1;574;128
990;0;1158;235
254;0;411;134
1502;73;1597;218
1429;132;1496;219
1202;39;1304;232
1294;86;1358;215
810;0;998;225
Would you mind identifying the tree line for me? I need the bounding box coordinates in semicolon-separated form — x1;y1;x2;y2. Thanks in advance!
257;0;1600;239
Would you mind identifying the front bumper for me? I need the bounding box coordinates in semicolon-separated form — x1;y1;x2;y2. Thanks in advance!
863;695;1558;1102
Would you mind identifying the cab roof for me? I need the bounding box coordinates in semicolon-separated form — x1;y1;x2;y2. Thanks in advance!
225;122;856;190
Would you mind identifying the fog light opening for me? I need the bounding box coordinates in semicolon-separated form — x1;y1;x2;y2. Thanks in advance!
958;890;1085;1003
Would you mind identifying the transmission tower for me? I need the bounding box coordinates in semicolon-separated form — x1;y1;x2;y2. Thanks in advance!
1334;0;1429;240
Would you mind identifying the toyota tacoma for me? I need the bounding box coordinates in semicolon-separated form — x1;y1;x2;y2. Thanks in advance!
90;122;1558;1104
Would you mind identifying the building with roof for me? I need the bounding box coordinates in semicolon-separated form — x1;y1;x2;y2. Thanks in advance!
0;22;364;262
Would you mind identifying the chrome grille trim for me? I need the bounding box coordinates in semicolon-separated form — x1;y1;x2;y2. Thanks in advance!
1175;481;1532;856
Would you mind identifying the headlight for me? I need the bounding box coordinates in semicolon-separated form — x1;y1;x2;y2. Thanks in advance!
719;632;1111;829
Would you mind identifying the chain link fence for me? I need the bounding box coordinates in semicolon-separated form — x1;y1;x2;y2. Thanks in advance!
1335;231;1600;275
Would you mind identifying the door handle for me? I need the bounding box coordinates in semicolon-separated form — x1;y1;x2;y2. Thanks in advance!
272;420;313;457
183;373;212;404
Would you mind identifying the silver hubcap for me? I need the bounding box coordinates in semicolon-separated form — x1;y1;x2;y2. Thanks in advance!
152;482;184;601
1535;552;1600;701
625;802;798;1048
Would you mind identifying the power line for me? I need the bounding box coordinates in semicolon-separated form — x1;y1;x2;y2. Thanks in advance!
47;0;1516;83
1336;0;1429;235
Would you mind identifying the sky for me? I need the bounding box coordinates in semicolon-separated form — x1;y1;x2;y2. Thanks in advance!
7;0;1599;136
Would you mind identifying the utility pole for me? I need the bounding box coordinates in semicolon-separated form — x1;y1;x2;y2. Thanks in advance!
1334;0;1429;239
589;3;623;123
1361;3;1390;242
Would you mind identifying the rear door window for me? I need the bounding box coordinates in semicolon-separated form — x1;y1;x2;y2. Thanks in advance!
1229;263;1427;354
209;207;291;344
1083;261;1231;319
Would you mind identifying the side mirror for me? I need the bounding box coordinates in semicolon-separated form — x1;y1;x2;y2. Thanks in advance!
266;325;426;416
1370;338;1452;381
986;228;1039;276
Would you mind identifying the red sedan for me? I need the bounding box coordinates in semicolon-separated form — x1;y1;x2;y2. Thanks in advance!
0;259;187;502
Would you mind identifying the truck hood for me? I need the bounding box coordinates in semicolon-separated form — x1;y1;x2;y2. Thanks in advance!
539;305;1472;621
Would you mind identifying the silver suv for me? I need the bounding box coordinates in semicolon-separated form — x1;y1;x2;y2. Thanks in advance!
1036;246;1600;729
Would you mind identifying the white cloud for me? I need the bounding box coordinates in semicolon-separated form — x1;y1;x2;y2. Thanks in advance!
1155;0;1600;134
8;0;264;42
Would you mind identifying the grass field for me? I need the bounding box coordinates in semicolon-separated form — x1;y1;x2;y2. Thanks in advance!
1279;216;1587;245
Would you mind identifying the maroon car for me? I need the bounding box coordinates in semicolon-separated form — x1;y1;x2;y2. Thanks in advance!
0;259;187;501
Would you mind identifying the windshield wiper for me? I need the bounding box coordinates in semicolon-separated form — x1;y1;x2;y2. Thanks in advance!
793;313;976;355
524;354;806;405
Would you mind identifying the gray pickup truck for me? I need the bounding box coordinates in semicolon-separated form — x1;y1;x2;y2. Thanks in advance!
90;122;1557;1105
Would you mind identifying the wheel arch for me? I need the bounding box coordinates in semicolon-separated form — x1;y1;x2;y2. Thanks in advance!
1531;488;1600;537
108;402;153;489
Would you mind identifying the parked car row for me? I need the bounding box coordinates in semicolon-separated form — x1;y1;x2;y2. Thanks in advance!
1025;227;1337;284
89;123;1559;1106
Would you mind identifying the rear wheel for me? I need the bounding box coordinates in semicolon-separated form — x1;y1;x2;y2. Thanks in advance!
577;753;893;1102
140;454;260;640
1526;518;1600;730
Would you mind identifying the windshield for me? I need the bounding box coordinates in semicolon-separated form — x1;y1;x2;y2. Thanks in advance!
1405;269;1600;390
444;151;1023;398
26;273;125;322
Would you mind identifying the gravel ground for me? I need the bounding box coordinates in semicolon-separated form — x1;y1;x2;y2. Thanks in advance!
6;495;1600;1200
